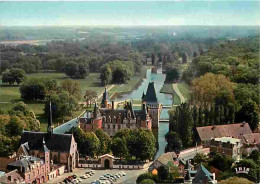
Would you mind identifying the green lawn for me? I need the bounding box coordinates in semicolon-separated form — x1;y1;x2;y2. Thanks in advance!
177;83;191;101
160;83;181;105
109;67;148;95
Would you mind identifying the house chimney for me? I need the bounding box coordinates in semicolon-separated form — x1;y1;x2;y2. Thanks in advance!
112;101;114;110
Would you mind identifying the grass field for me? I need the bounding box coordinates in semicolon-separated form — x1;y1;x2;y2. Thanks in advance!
0;69;148;131
109;66;148;95
160;83;181;105
177;83;191;101
0;72;106;131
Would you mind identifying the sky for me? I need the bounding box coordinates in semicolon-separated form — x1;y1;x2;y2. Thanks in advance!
0;1;259;26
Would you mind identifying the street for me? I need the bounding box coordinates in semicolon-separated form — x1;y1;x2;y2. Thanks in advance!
47;168;147;184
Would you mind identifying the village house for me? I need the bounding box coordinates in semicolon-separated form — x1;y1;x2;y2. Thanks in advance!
196;123;252;146
210;137;242;161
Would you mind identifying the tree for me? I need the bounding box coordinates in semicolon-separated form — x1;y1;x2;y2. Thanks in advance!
136;173;157;184
157;166;169;181
235;100;259;131
8;102;30;116
169;103;193;148
127;129;156;161
165;131;182;153
19;78;46;101
61;79;81;100
78;63;89;78
248;150;260;164
95;129;111;155
139;179;155;184
191;73;236;107
84;132;100;157
100;66;112;85
2;68;26;85
209;153;234;172
219;177;253;184
194;153;208;165
84;90;97;107
44;92;78;119
111;137;128;159
234;159;259;182
165;66;179;82
69;127;100;157
5;116;23;136
182;52;188;63
65;61;78;78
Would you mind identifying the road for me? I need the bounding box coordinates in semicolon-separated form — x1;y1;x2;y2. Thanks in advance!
48;168;147;184
172;83;185;103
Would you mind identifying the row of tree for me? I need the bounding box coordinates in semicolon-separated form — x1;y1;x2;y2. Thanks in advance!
68;127;156;162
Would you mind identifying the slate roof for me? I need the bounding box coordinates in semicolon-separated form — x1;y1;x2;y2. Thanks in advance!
192;164;214;183
101;87;110;106
143;82;158;103
7;156;43;173
53;118;78;134
196;123;252;141
21;131;73;153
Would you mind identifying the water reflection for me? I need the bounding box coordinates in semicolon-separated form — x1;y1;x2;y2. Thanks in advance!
112;68;173;107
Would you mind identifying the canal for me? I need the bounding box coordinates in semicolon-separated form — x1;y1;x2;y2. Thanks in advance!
112;66;172;159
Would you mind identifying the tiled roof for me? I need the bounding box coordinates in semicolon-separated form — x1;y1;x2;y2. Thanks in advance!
241;133;260;144
155;152;177;166
196;123;252;141
21;131;73;153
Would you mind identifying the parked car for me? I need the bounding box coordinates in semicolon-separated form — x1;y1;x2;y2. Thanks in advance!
99;176;107;180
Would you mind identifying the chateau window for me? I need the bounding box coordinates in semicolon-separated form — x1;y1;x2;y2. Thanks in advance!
113;125;116;130
118;125;121;129
108;124;110;129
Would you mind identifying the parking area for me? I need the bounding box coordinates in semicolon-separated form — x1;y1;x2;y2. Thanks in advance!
48;168;147;184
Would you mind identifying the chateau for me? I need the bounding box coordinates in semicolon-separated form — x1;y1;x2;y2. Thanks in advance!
79;82;160;136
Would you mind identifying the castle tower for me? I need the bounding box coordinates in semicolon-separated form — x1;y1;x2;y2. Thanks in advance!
142;82;159;128
39;137;50;182
101;87;110;108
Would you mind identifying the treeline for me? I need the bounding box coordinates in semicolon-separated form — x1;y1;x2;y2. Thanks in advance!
68;127;156;162
183;36;259;85
0;40;144;76
0;102;40;156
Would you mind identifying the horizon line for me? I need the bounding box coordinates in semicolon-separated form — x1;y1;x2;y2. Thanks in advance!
1;25;259;28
